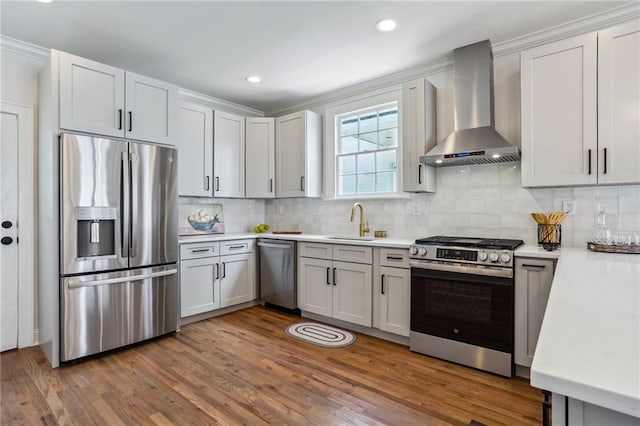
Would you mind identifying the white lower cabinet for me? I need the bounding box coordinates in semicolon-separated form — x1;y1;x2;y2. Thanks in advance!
298;243;372;327
378;266;411;337
180;239;255;318
514;257;555;367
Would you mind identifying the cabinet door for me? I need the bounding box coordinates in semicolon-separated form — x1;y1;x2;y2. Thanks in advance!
59;52;125;138
598;20;640;185
521;33;598;187
333;261;372;327
378;266;410;337
213;111;245;198
180;257;220;317
220;253;254;308
402;79;436;193
245;117;275;198
176;102;213;196
276;111;306;197
298;257;333;316
125;71;176;145
514;258;554;367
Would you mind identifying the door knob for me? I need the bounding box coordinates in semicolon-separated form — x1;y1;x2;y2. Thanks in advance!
1;221;12;229
1;236;13;245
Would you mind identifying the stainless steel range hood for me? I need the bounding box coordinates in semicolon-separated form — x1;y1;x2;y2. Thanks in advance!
420;40;520;167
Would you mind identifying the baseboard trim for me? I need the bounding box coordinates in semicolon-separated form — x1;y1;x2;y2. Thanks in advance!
179;300;260;326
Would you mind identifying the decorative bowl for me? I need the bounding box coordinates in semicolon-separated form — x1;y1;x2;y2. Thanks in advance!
188;211;219;231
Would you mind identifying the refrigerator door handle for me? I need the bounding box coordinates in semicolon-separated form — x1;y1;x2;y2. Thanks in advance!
130;152;139;258
121;152;130;258
67;268;178;289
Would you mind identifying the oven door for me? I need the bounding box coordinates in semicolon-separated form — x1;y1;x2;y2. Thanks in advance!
410;263;513;354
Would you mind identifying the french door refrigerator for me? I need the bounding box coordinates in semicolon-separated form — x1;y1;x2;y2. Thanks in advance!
59;133;179;362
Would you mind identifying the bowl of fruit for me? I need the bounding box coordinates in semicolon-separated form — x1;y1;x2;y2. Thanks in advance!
254;223;270;233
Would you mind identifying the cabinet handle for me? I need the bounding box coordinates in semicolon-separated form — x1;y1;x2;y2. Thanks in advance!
418;164;422;184
381;274;385;295
118;109;123;130
386;255;403;261
222;262;226;278
542;390;552;426
333;267;336;286
588;149;592;175
300;176;305;191
228;245;244;250
603;148;607;174
215;263;219;280
205;176;210;191
215;177;220;192
326;267;330;285
128;111;133;132
190;248;210;253
269;178;273;193
522;263;546;269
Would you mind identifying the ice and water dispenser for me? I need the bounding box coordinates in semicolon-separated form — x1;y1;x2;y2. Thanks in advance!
75;207;117;258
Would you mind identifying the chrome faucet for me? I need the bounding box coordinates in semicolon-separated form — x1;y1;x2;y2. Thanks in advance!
349;202;370;238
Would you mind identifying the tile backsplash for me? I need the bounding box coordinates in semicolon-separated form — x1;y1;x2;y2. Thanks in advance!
265;163;640;247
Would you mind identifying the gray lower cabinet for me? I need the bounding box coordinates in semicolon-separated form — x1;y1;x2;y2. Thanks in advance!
514;257;556;367
377;248;411;337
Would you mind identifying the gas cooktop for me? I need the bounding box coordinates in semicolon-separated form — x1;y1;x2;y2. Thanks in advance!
414;236;524;251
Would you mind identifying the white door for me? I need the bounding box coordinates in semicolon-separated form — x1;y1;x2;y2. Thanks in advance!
59;51;125;138
125;71;176;145
245;117;275;198
298;257;333;316
333;261;372;327
213;111;245;198
1;102;34;351
520;33;598;187
220;253;253;308
598;20;640;185
176;101;214;197
379;266;411;337
276;111;305;197
180;257;219;317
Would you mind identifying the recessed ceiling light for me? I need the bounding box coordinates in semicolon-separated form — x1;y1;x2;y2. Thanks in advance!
376;19;397;32
37;0;53;3
246;76;261;84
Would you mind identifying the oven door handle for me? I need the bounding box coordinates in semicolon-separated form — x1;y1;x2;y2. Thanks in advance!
410;261;513;279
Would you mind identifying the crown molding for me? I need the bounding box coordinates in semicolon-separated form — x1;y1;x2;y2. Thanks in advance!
178;88;264;117
267;3;640;117
0;34;49;62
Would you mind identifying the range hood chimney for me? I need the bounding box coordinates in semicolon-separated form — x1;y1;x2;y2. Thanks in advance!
420;40;520;167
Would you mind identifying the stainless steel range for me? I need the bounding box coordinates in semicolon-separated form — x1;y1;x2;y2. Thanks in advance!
409;236;523;377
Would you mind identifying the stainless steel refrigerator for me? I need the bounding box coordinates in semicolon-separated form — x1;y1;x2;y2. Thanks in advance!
59;133;179;362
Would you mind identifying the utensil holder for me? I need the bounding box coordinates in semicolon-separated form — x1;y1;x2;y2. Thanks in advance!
538;224;561;251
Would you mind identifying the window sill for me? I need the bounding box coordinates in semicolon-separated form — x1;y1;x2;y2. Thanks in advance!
325;193;412;201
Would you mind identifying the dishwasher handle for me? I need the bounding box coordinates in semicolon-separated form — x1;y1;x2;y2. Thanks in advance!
257;241;294;249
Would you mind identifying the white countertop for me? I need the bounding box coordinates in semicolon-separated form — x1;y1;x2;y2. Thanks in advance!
179;232;413;248
515;244;562;259
530;248;640;418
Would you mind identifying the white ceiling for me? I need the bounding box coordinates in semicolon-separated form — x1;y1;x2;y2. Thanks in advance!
0;1;629;113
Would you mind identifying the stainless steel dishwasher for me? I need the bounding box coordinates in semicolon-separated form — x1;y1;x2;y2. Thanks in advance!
258;239;299;313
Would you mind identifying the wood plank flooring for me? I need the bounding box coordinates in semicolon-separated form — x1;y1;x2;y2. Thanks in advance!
1;306;542;425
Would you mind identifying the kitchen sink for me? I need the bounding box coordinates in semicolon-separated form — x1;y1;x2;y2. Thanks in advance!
324;235;376;241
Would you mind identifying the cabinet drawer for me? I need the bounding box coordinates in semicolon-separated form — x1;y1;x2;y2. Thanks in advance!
180;242;219;260
299;242;332;260
379;248;410;268
333;245;372;264
220;239;253;255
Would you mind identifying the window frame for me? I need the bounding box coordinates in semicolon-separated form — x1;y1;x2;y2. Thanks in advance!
324;87;407;200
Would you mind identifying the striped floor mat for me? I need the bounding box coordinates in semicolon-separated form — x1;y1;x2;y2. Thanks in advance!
285;322;355;348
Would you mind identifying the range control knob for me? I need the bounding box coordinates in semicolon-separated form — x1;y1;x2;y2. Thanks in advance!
418;247;428;256
409;246;418;255
489;252;499;263
501;253;512;264
478;251;488;261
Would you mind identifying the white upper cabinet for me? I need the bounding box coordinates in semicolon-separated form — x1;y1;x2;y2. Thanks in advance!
521;33;598;187
402;78;436;192
213;111;245;198
597;20;640;185
176;101;213;197
59;52;125;138
521;20;640;187
245;117;275;198
125;72;176;145
58;51;177;145
275;110;322;198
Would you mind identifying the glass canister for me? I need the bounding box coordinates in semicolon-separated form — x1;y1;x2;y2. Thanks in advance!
538;224;561;251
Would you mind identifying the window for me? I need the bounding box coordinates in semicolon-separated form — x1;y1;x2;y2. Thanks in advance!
325;88;403;199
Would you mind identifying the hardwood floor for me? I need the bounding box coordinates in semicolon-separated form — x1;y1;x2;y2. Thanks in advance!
1;306;542;425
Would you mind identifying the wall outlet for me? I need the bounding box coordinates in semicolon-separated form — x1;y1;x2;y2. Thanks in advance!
412;203;421;216
562;200;576;215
